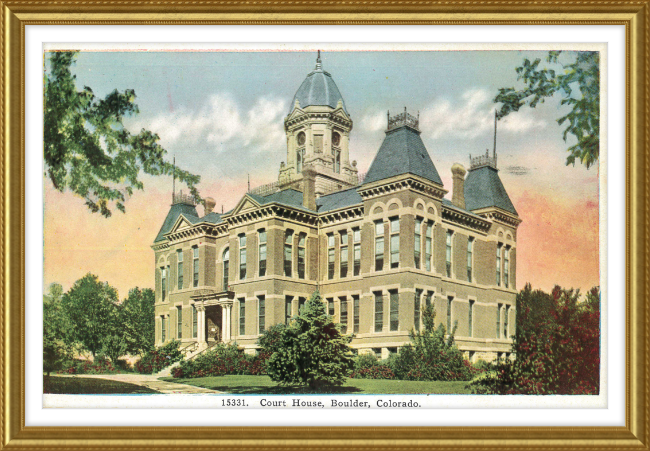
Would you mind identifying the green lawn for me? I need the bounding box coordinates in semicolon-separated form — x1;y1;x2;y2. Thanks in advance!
44;376;159;394
163;375;471;394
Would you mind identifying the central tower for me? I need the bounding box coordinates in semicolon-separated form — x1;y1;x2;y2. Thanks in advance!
279;51;358;195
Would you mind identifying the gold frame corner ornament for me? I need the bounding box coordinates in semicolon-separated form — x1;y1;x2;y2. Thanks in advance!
2;1;648;449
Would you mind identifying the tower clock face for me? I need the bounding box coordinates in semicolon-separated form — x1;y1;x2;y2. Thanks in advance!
297;132;306;146
332;132;341;147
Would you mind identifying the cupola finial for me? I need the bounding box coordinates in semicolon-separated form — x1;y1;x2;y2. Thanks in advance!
315;50;322;70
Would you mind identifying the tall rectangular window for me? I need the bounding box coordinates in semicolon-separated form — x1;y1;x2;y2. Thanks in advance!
414;289;422;331
389;290;399;331
425;291;433;310
298;233;306;279
176;249;183;290
374;292;384;332
496;303;502;338
353;295;360;333
258;230;267;277
239;234;247;280
327;234;335;279
239;298;246;335
192;305;197;338
327;298;335;316
447;297;453;333
469;300;475;338
284;231;293;277
446;230;453;277
353;228;361;276
375;221;384;271
161;316;166;342
222;248;229;291
161;267;167;301
504;247;510;288
467;237;474;282
496;243;502;286
414;218;422;269
390;217;400;269
425;222;433;271
285;296;293;325
166;265;170;296
258;296;265;334
504;304;510;338
192;246;199;287
339;297;348;334
340;231;348;278
298;297;306;314
177;306;182;339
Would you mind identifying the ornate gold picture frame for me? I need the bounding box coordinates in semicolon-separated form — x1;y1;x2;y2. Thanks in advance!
3;1;648;449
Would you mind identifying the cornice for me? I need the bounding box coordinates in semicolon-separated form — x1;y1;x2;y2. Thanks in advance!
357;175;448;201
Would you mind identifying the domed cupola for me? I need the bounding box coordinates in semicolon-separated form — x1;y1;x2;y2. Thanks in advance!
290;51;348;114
279;51;357;196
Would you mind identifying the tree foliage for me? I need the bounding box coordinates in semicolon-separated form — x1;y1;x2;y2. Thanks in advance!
389;306;472;381
60;273;120;358
44;51;201;217
495;51;600;169
264;291;355;390
470;284;600;395
121;287;156;356
43;283;75;375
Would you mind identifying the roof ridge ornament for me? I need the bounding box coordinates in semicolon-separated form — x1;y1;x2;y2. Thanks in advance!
469;110;498;170
386;106;420;132
315;49;322;71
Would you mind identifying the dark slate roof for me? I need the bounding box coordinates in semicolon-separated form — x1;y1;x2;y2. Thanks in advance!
291;66;348;114
201;212;223;224
441;198;489;221
464;166;518;215
362;126;443;186
248;189;314;212
154;203;199;243
316;187;362;213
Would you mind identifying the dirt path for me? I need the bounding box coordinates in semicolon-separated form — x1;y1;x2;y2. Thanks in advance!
56;373;223;394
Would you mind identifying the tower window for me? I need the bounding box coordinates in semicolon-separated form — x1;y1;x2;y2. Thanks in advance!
222;248;229;291
176;249;183;290
334;149;341;173
239;234;247;280
284;230;293;277
297;131;306;146
258;230;267;277
332;131;341;147
296;148;304;173
353;228;361;276
414;218;422;269
314;134;323;153
446;230;453;278
390;217;400;269
298;233;306;279
375;221;384;271
340;231;348;278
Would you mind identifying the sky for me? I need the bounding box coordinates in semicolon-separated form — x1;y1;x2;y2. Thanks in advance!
43;48;600;300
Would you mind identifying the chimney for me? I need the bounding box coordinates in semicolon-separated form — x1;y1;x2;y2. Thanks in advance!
302;166;317;211
204;197;216;215
451;163;467;209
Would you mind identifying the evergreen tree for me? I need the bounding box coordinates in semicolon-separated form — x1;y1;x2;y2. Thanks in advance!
43;283;75;376
266;291;355;390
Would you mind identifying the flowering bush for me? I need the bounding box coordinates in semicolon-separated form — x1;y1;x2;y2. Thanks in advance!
349;353;395;379
173;343;253;378
469;284;600;395
134;340;183;374
57;356;118;375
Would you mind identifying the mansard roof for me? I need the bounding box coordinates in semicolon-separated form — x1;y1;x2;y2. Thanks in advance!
362;126;443;187
247;188;315;213
464;165;518;215
154;202;199;243
316;187;362;213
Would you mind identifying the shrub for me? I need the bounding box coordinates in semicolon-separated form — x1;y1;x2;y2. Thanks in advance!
174;343;251;378
135;340;182;374
388;306;472;382
350;353;395;379
57;356;119;375
266;291;355;389
470;285;600;395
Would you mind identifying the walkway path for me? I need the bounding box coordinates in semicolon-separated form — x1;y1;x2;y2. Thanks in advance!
57;373;222;394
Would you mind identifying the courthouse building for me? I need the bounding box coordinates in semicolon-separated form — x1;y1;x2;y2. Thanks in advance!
152;53;522;361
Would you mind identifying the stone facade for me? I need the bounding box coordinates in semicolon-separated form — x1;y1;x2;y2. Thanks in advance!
152;54;521;363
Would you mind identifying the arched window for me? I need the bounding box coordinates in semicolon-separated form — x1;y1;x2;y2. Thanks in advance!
222;248;229;291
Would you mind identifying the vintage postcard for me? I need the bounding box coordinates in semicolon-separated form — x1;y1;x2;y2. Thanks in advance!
42;43;604;410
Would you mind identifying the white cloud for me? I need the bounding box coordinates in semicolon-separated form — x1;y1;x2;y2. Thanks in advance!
360;110;387;132
129;93;287;154
419;88;546;140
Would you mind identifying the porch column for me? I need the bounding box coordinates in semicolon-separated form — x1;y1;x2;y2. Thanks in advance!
225;304;232;342
197;304;207;350
221;304;227;342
